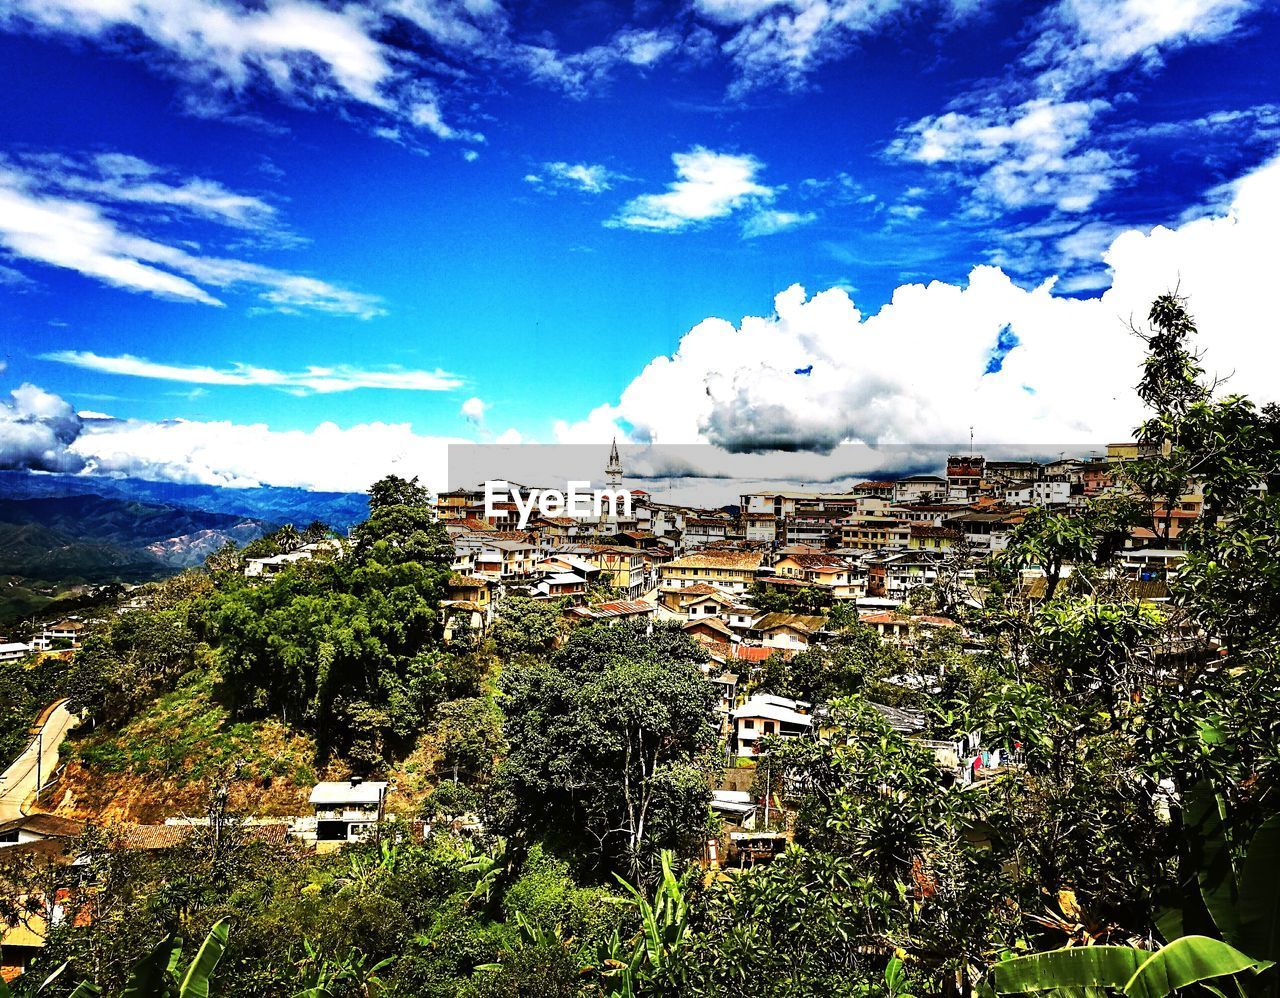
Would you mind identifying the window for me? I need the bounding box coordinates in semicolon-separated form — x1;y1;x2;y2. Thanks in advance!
764;721;776;734
743;719;755;730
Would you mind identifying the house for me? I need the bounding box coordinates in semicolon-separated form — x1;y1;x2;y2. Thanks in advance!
865;553;942;599
310;778;387;843
475;539;539;580
893;475;948;503
710;789;758;829
851;481;896;500
577;546;649;599
0;642;32;663
658;550;768;593
772;552;859;598
707;672;740;732
1006;481;1071;506
743;512;778;542
751;612;827;651
244;550;314;578
684;516;734;549
946;455;985;498
908;524;964;552
534;572;587;600
37;620;85;649
442;574;497;642
839;513;910;551
684;616;736;646
859;610;912;643
0;814;86;848
730;694;814;758
568;599;656;626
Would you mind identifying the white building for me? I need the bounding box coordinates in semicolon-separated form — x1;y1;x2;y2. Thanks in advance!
730;695;814;758
309;779;387;843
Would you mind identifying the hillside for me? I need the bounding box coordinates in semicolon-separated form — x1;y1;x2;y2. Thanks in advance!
48;671;320;823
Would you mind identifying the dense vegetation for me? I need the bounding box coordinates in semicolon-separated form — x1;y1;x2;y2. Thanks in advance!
1;294;1279;996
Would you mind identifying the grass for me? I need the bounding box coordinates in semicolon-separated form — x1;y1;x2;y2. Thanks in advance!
58;669;319;821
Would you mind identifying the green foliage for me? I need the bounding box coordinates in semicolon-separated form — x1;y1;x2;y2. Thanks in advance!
495;620;716;882
487;596;565;656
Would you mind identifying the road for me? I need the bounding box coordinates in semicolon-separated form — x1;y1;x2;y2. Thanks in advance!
0;699;80;822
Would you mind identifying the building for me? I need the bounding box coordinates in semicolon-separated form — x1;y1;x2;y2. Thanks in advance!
839;513;910;552
1006;481;1071;506
751;612;828;651
36;620;85;649
577;546;649;599
441;574;497;642
730;694;814;758
474;539;540;580
310;778;387;843
658;550;768;593
684;517;734;549
893;475;948;503
851;481;896;500
946;455;985;498
0;642;32;663
569;599;656;626
908;524;964;552
771;553;859;599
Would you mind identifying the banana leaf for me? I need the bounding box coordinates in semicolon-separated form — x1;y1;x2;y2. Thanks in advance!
1237;814;1280;962
122;934;182;998
993;936;1273;998
179;918;231;998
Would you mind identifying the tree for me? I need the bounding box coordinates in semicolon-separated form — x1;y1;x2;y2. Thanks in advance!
488;596;565;656
496;621;717;882
368;474;432;513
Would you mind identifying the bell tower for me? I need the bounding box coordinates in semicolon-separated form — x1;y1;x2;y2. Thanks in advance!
605;437;623;488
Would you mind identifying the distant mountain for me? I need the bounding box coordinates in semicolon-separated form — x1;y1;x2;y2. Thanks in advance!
0;471;369;532
0;494;269;581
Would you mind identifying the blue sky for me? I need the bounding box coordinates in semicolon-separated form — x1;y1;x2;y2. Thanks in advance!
1;0;1279;491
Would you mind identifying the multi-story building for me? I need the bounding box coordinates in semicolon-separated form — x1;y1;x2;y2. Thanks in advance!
657;550;768;593
839;513;910;551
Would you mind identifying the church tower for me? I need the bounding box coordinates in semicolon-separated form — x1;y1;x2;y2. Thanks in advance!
605;437;623;488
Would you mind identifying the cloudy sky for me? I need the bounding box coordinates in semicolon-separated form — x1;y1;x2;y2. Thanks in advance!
1;0;1279;492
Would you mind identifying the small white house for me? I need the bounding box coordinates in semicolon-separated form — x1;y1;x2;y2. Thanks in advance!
0;642;32;663
730;694;813;758
309;778;388;843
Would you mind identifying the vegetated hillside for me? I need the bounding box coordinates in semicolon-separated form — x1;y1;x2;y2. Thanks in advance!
0;470;370;532
51;670;320;823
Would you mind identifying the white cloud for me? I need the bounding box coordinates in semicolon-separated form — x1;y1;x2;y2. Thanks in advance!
1028;0;1257;94
741;208;816;237
519;27;683;98
41;351;461;395
72;413;463;493
460;396;488;424
0;383;85;472
609;148;776;231
557;153;1280;453
690;0;977;96
2;0;395;107
410;97;485;143
529;161;623;194
0;154;381;316
890;98;1130;213
889;0;1262;222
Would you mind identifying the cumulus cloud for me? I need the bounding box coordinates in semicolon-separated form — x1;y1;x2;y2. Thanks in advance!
41;351;460;395
0;383;86;473
610;147;803;234
0;153;382;316
71;413;463;493
460;396;488;425
556;152;1280;454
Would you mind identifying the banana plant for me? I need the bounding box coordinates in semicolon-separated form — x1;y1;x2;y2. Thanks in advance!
0;919;230;998
993;805;1280;998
